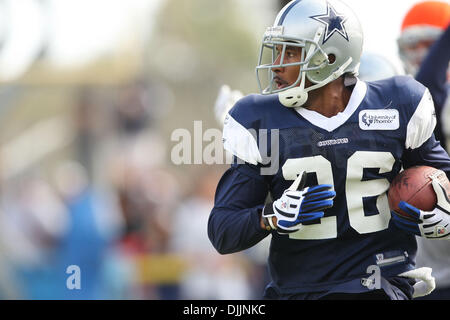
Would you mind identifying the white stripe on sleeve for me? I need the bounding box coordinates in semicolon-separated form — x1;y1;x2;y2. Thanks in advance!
405;89;437;150
222;113;263;165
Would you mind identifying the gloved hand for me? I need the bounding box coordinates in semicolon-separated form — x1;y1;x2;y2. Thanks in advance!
398;267;436;298
214;85;243;125
391;177;450;239
262;171;336;234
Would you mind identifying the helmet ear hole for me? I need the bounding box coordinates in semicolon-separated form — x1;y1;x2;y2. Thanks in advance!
328;54;336;64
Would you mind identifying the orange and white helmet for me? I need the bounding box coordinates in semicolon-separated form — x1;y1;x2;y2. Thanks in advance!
397;1;450;75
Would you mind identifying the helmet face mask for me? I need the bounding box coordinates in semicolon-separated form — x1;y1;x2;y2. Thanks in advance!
256;31;329;95
255;0;364;107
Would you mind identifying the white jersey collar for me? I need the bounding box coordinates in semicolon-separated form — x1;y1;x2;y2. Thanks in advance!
295;79;367;132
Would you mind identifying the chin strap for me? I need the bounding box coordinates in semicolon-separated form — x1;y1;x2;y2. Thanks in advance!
278;57;353;108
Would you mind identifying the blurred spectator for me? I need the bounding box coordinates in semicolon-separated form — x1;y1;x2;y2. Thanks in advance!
52;160;129;299
170;167;252;300
0;160;132;299
107;126;182;299
0;174;70;299
115;78;155;135
73;87;104;180
109;131;170;248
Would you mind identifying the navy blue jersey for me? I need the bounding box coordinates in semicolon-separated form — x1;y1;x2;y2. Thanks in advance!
416;25;450;151
208;76;450;297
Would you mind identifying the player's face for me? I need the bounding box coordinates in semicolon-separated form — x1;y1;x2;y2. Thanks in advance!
400;39;450;80
271;45;302;90
399;39;434;74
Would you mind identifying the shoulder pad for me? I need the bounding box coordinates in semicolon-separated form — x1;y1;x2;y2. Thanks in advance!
222;95;265;165
387;76;435;149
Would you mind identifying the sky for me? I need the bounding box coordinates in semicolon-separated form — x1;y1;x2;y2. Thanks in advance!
0;0;164;81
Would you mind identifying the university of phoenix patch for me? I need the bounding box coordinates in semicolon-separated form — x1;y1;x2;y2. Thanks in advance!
359;109;399;131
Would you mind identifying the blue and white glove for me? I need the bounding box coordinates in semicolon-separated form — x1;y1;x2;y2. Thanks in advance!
262;171;336;234
391;177;450;239
214;85;243;125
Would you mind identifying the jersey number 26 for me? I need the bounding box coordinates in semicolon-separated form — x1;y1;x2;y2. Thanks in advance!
282;151;394;240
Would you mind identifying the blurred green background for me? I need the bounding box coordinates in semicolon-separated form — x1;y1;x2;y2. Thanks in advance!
0;0;277;300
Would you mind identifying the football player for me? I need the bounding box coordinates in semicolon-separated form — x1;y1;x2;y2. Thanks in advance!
397;1;450;150
397;2;450;300
208;0;450;299
397;1;450;77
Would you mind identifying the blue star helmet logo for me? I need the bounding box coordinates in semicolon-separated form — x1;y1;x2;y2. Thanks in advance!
310;2;349;44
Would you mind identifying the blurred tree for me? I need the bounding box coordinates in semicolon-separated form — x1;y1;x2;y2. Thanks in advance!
149;0;259;85
147;0;263;148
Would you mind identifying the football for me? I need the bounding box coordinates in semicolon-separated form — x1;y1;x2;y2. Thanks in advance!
388;166;450;219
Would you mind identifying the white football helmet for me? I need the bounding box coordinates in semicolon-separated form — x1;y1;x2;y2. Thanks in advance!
397;1;450;76
358;52;399;82
256;0;364;107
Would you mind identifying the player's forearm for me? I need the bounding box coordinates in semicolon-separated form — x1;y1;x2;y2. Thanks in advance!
208;206;270;254
402;135;450;180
